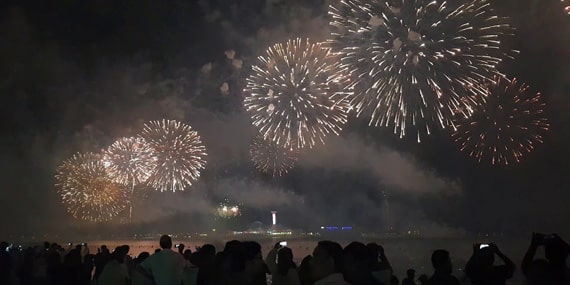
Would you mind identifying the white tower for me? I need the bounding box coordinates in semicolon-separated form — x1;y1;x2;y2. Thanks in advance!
271;211;277;226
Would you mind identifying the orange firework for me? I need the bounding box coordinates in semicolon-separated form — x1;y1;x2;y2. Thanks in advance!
452;76;549;165
55;152;129;222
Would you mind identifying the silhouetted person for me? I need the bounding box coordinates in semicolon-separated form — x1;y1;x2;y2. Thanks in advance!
132;252;153;285
63;245;83;285
465;243;514;285
0;242;12;284
427;249;459;285
343;242;382;285
310;240;349;285
221;240;248;285
402;269;417;285
182;249;199;285
272;247;299;285
178;243;186;255
46;243;62;285
522;233;570;285
243;241;268;285
80;253;94;285
94;245;111;282
298;255;313;285
98;246;130;285
139;234;189;285
367;243;392;285
196;244;217;285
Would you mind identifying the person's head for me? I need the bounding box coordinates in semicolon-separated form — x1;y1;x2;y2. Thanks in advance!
200;244;216;256
223;240;242;253
120;245;130;254
112;246;127;263
343;242;374;283
159;235;173;249
137;252;150;264
243;241;262;260
177;243;185;253
183;249;192;261
407;268;416;278
277;247;295;275
311;241;344;281
431;249;452;274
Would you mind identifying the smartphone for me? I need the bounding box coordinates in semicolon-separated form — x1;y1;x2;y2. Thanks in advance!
175;244;180;248
479;244;490;249
279;241;287;247
68;242;72;246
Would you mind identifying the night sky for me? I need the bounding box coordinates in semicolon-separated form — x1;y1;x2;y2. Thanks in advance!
1;0;569;237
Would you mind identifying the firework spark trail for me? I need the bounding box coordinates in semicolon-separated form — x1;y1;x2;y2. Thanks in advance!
139;119;207;192
328;0;516;141
250;134;299;177
55;152;129;222
244;38;352;150
102;137;156;186
452;76;549;166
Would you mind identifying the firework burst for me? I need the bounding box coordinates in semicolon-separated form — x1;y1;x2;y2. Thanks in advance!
328;0;516;141
102;137;156;186
243;38;352;150
139;119;207;192
250;135;299;177
215;198;242;219
452;76;549;165
55;152;129;222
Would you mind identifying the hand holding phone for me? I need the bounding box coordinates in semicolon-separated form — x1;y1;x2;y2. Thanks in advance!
279;241;287;247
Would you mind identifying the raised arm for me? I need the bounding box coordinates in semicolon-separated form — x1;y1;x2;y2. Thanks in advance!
492;244;515;278
522;233;541;277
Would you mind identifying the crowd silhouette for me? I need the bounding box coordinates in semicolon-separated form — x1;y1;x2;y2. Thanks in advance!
0;233;568;285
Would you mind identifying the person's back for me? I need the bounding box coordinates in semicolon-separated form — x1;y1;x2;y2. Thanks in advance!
98;259;129;285
140;235;187;285
311;241;350;285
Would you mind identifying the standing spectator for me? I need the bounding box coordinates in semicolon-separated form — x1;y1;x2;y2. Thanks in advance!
465;243;515;285
138;235;189;285
427;249;460;285
522;233;570;285
310;241;349;285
